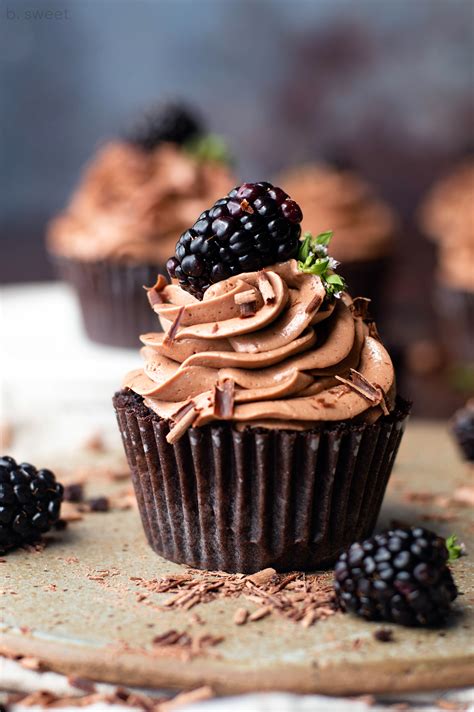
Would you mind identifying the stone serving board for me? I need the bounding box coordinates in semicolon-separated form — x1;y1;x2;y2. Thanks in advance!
1;421;473;696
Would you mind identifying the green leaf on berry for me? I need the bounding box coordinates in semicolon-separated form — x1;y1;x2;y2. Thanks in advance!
446;534;464;561
185;133;233;166
297;231;346;298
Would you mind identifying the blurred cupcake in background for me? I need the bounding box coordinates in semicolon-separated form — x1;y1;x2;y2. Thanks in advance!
420;159;474;383
275;164;397;323
47;102;236;348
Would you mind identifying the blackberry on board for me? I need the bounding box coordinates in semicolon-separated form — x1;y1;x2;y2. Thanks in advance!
167;181;303;299
0;456;64;552
334;527;458;627
128;101;203;152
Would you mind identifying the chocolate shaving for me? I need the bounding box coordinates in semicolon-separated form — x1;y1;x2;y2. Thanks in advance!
131;568;336;627
213;379;235;419
167;402;199;444
240;199;254;214
368;321;382;342
170;399;196;423
239;301;257;318
305;292;323;314
163;305;185;345
257;271;276;304
234;289;257;305
144;274;167;308
235;289;258;318
335;369;389;414
350;296;372;320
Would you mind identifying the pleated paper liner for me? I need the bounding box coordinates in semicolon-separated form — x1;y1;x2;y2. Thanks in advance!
113;390;411;574
52;255;164;348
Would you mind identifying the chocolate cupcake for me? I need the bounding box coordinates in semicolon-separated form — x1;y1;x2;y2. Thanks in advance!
420;159;474;372
47;105;235;348
113;182;410;573
275;164;396;322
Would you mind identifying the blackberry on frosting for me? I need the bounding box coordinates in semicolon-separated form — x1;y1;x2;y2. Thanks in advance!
167;181;304;299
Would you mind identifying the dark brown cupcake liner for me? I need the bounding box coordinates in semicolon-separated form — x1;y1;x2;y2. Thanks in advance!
435;285;474;366
113;390;411;573
52;255;164;348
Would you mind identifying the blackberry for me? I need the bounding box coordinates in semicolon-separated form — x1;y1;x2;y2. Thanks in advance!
0;456;64;552
167;181;303;299
451;400;474;462
128;101;202;151
334;527;458;627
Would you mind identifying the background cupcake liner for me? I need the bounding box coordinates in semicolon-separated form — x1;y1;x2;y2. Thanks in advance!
435;285;474;366
113;391;411;573
52;255;164;348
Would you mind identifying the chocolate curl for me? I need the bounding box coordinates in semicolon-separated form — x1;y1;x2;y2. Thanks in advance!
143;274;168;308
335;368;389;415
257;271;276;304
213;379;235;419
167;400;199;444
234;289;258;318
350;296;372;320
163;305;185;345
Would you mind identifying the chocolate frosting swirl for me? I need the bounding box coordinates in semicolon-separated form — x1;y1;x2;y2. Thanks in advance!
276;165;396;262
47;142;235;264
123;260;396;441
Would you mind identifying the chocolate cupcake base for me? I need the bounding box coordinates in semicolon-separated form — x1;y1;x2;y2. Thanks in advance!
52;256;164;348
113;390;411;573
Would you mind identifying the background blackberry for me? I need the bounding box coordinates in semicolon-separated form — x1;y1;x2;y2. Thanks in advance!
0;456;64;552
128;101;203;151
334;527;458;626
451;400;474;462
167;181;303;299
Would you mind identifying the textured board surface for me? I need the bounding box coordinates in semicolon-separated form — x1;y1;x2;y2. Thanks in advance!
1;421;473;696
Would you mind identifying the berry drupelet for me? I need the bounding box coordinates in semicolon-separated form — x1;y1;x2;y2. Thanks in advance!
334;527;458;627
128;102;203;152
0;456;64;552
167;181;303;299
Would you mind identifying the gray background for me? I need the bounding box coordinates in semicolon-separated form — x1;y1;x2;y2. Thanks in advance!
1;0;473;282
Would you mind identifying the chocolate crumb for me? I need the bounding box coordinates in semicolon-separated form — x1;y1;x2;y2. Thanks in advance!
63;483;84;503
87;497;110;512
233;608;249;625
67;676;96;693
240;199;254;214
373;627;394;642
